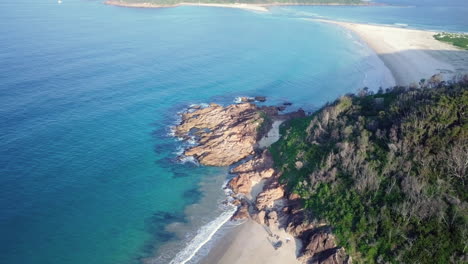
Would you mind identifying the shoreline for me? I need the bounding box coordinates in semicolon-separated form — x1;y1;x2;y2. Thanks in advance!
199;219;301;264
105;1;270;12
104;1;375;12
314;19;468;86
154;14;468;264
169;102;347;264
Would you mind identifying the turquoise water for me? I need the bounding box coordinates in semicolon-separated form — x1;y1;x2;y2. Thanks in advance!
273;0;468;32
0;0;465;264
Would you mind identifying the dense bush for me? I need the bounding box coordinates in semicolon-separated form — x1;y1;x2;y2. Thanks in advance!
270;77;468;263
434;33;468;50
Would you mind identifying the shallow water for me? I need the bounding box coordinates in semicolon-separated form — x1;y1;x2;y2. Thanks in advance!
271;0;468;32
0;0;464;264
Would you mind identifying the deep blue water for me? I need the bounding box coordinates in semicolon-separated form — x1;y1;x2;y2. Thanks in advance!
0;0;466;264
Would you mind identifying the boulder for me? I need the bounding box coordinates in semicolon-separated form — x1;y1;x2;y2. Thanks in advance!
277;105;287;111
229;150;276;195
240;97;255;103
256;184;285;210
255;210;266;225
267;211;278;226
231;200;250;220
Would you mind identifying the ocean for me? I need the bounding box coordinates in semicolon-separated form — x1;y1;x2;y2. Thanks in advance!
0;0;466;263
272;0;468;32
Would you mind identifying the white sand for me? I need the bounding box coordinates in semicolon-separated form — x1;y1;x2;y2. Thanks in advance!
105;1;268;12
258;120;284;149
180;3;268;12
199;220;301;264
199;117;300;264
315;19;468;86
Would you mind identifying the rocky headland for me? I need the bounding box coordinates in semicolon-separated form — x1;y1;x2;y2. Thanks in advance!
174;99;349;264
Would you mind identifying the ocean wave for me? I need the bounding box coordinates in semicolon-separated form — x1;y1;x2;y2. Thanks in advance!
187;103;210;113
167;126;182;139
186;136;197;146
169;104;208;165
394;23;409;28
233;96;252;104
174;146;185;156
168;205;237;264
166;102;241;263
178;156;200;166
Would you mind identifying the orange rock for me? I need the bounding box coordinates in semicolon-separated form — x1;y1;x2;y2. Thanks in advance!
175;103;277;166
256;185;285;210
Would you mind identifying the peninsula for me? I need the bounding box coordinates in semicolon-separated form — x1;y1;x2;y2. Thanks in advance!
174;77;467;263
105;0;368;11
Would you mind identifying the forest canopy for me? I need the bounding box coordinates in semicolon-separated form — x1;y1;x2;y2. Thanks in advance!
270;75;468;263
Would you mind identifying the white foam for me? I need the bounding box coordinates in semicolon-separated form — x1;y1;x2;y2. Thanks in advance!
394;23;409;28
165;102;242;264
167;126;177;138
233;97;243;104
174;146;185;156
186;136;197;146
178;156;199;166
168;205;237;264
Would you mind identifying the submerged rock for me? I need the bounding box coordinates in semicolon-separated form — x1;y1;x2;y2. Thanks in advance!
255;96;267;102
240;96;255;103
277;105;287;111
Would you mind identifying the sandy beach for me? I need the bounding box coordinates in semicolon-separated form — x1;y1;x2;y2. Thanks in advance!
315;19;468;86
196;118;303;264
200;219;301;264
104;1;374;12
195;20;468;264
105;1;269;12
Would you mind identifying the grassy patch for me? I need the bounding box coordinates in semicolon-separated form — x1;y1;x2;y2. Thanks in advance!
434;32;468;50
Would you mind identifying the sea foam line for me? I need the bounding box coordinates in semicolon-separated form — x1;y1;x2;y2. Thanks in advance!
168;205;237;264
168;104;238;264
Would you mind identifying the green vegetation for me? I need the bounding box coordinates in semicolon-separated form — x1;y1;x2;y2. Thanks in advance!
271;76;468;263
256;110;273;139
434;32;468;50
116;0;364;6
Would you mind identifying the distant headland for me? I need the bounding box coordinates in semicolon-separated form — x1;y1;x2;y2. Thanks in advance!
105;0;373;12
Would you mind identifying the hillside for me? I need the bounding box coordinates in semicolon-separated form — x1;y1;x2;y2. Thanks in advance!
270;76;468;263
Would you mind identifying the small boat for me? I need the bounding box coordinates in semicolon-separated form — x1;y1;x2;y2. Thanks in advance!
58;0;62;4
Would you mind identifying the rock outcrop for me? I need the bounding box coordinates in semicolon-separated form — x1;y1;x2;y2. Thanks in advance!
255;184;285;210
173;100;348;264
229;150;275;195
174;103;277;166
231;199;250;221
